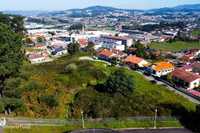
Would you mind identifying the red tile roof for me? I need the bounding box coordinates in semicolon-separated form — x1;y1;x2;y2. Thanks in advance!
172;68;200;83
124;55;144;64
98;49;113;57
78;38;88;46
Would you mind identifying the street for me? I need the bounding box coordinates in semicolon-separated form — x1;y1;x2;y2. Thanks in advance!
71;128;193;133
119;128;193;133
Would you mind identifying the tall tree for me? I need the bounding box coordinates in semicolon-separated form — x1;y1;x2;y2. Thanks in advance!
0;23;24;95
101;69;135;96
68;42;80;55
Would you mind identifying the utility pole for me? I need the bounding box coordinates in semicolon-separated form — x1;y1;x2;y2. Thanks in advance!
81;110;85;128
154;108;158;129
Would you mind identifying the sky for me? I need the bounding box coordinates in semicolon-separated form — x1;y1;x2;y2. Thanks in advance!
1;0;200;11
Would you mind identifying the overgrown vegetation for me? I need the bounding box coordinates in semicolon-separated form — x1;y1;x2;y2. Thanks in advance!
70;68;196;118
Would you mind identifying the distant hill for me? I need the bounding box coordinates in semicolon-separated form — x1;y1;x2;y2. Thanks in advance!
38;6;141;17
148;4;200;15
3;3;200;17
3;10;49;17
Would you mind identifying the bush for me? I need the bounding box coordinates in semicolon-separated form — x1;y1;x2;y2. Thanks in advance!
0;101;5;113
4;77;22;98
40;95;59;108
64;63;77;73
25;80;45;91
1;98;26;113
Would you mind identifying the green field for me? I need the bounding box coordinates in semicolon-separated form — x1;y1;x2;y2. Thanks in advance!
192;29;200;36
150;41;200;52
4;118;181;133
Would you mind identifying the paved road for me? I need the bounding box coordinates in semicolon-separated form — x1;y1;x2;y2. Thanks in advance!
136;71;200;104
71;128;193;133
119;128;193;133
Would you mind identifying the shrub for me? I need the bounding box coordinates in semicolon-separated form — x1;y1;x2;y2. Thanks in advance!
4;77;22;98
0;101;5;113
25;80;45;91
40;95;59;108
64;63;77;73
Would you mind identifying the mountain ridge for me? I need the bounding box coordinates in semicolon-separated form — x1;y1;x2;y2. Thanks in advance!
2;3;200;17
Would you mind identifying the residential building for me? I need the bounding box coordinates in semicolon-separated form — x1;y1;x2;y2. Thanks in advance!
27;53;47;64
100;35;133;47
151;61;175;77
97;49;115;61
124;55;149;68
172;68;200;90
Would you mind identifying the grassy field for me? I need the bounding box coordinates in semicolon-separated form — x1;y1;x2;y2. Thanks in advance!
192;29;200;36
4;118;182;133
150;41;200;52
127;70;196;111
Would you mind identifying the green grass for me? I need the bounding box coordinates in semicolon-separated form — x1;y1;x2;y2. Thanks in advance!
128;71;196;111
4;126;69;133
192;29;200;36
4;118;181;133
150;41;200;52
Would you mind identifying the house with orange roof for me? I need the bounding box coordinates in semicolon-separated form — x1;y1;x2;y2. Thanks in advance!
124;55;149;68
97;49;115;61
151;61;175;77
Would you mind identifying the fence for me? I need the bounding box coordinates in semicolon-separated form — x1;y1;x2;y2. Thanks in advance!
5;116;178;126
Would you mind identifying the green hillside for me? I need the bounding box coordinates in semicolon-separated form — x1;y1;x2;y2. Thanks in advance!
4;52;195;118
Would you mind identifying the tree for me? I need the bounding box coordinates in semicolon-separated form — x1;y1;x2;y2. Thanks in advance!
84;41;95;55
68;23;84;31
25;37;33;44
101;69;135;96
135;42;147;58
0;13;25;35
68;42;80;55
4;77;22;98
36;36;45;43
0;23;24;95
